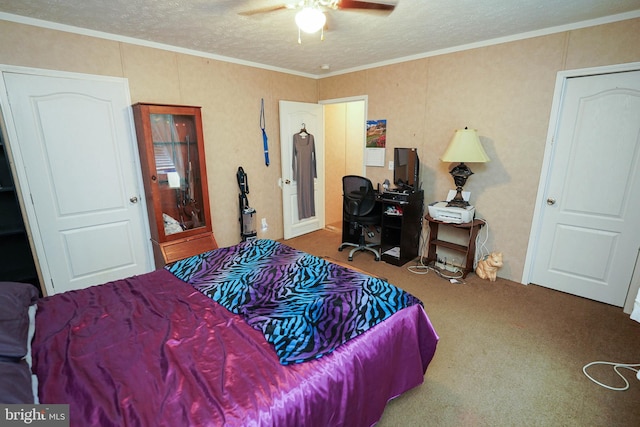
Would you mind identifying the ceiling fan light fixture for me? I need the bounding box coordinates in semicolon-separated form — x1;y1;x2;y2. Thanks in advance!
295;7;326;34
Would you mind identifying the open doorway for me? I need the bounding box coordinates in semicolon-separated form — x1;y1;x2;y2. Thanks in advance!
321;97;367;232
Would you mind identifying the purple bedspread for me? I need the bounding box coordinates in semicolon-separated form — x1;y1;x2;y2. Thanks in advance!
32;269;439;427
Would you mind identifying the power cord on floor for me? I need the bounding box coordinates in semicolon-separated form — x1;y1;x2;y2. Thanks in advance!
407;225;431;275
474;218;490;269
429;263;465;282
406;256;431;275
407;255;466;282
582;361;640;391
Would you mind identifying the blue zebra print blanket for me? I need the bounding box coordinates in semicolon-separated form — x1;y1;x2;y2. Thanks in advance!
166;239;422;365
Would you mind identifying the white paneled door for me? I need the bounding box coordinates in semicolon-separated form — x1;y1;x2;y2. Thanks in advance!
1;68;152;295
279;100;325;239
528;68;640;306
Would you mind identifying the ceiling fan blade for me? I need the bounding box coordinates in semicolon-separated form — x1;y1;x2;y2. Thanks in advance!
238;4;289;16
337;0;397;12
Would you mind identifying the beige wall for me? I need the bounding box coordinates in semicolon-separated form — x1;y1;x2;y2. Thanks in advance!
1;17;639;283
320;17;640;282
0;19;317;247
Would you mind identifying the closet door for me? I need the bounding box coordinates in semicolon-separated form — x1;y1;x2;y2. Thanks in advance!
527;68;640;306
1;69;153;295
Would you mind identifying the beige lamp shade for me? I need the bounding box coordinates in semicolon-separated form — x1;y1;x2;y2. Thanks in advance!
441;128;490;163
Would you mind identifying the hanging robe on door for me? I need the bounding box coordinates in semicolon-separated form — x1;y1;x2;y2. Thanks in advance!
292;132;317;219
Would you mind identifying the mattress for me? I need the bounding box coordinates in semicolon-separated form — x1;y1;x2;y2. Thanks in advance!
31;241;439;426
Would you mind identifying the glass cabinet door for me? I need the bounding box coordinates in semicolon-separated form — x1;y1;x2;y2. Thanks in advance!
133;103;212;249
150;113;205;239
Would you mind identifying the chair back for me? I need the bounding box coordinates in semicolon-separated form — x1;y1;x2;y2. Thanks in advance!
342;175;376;221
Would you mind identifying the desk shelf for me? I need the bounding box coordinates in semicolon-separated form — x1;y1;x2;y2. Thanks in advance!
430;239;468;253
379;191;423;266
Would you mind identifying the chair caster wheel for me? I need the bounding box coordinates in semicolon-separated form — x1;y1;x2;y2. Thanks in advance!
375;257;380;262
348;256;353;261
338;247;343;252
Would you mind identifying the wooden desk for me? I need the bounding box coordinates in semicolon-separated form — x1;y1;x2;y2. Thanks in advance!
425;215;485;278
341;191;423;266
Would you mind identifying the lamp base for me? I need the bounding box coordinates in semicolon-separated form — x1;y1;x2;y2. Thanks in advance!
446;162;473;208
446;188;470;208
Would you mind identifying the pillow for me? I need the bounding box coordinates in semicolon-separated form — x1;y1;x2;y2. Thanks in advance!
0;359;34;403
26;304;39;404
0;282;39;404
0;282;39;360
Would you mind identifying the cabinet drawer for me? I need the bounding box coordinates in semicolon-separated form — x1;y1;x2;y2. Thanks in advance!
158;233;218;265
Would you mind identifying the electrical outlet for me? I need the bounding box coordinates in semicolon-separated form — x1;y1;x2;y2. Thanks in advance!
388;160;394;171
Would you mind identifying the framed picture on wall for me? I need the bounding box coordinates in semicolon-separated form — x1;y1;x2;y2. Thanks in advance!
366;120;386;147
366;119;386;167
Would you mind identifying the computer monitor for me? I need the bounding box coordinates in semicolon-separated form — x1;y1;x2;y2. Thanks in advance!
393;147;419;191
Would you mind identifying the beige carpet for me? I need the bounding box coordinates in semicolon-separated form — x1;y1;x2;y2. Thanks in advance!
281;228;640;427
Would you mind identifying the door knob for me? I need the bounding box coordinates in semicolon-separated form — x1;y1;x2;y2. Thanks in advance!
130;196;139;203
546;198;556;205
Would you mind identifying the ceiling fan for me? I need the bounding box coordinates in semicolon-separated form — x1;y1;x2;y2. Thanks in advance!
239;1;398;18
240;1;397;42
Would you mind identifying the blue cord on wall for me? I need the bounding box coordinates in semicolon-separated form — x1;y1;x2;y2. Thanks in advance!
260;98;269;166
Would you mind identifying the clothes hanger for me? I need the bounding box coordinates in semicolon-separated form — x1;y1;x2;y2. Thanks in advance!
298;123;308;136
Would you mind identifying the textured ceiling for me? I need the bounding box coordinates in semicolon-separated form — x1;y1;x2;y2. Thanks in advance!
1;0;639;77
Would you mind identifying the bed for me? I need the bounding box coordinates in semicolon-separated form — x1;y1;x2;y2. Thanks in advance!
2;239;439;426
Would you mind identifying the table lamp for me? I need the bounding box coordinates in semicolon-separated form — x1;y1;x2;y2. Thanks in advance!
440;127;490;208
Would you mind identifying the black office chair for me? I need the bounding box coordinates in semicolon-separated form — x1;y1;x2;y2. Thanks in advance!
338;175;381;261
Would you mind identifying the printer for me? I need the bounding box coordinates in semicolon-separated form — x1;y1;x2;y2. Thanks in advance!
427;202;475;224
427;191;475;223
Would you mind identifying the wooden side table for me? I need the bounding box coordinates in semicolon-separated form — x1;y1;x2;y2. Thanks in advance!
425;215;485;278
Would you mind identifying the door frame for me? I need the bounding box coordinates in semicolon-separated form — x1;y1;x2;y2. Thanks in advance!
0;65;154;294
279;100;326;239
280;96;368;239
320;95;368;227
522;61;640;312
319;94;369;177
